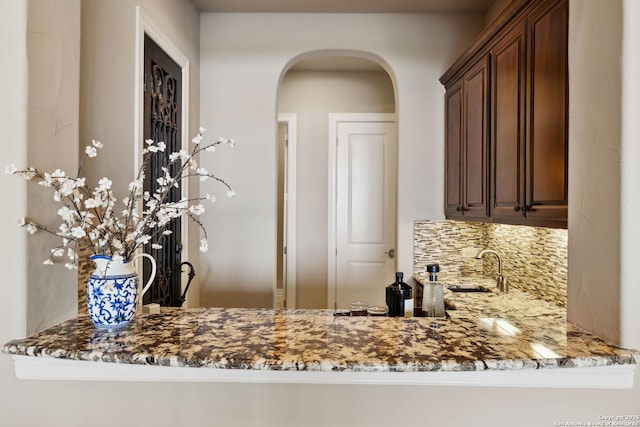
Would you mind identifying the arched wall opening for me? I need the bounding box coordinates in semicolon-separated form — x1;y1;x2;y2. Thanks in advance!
276;51;398;308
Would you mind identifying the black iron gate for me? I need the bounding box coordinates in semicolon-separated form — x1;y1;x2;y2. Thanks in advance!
142;34;183;307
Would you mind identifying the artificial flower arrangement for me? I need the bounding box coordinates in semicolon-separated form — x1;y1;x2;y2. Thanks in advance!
5;127;235;268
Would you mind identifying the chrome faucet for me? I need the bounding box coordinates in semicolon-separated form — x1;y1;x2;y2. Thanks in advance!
476;249;508;292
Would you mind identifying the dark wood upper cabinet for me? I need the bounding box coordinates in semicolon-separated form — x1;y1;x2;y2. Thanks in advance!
445;59;489;220
445;81;464;217
526;0;568;224
441;0;568;228
464;59;489;218
491;23;526;221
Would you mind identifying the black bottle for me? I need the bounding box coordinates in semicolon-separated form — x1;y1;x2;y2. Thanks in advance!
386;272;414;317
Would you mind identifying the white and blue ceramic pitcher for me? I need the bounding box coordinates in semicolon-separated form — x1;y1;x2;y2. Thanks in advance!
87;253;156;329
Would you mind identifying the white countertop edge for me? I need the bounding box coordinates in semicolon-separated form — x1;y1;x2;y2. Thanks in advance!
12;356;636;389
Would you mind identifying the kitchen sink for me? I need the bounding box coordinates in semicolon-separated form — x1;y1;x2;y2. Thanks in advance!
446;284;492;293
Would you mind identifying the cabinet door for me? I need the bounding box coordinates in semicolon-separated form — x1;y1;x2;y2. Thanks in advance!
462;58;489;218
526;0;568;223
491;24;526;221
444;81;464;218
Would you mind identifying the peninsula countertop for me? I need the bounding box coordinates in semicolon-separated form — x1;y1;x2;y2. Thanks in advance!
3;273;639;386
3;305;638;374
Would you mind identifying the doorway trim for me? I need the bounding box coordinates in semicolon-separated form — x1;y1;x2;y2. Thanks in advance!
277;113;297;308
134;7;194;305
327;113;397;309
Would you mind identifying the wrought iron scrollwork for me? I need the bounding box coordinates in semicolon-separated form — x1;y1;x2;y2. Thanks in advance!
144;50;182;307
177;262;196;307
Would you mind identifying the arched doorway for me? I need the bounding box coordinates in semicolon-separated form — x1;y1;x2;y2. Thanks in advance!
276;53;397;309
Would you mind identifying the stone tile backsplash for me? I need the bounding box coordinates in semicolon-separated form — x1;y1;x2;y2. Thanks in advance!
414;220;567;308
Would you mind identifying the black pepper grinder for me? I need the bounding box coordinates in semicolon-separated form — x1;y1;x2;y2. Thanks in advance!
386;272;414;317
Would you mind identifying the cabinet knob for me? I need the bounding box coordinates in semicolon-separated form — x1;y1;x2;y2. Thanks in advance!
514;205;522;212
524;205;533;212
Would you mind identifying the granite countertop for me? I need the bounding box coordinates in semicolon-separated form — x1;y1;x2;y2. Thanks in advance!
413;274;564;319
3;279;638;372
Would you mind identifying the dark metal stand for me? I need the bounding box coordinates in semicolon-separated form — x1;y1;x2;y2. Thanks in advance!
177;261;196;307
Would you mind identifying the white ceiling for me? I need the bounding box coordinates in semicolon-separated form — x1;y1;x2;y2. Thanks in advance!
192;0;496;14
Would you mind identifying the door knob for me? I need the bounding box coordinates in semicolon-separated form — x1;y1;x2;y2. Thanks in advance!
385;248;395;259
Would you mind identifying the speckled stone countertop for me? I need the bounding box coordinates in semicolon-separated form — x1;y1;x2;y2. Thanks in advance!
3;281;638;372
413;274;564;319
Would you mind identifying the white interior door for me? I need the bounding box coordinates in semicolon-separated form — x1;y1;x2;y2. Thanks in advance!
331;116;397;309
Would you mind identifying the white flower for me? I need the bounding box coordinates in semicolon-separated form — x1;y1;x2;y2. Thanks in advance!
57;206;75;222
51;169;66;178
148;144;162;153
25;223;37;234
128;180;142;192
43;259;54;266
199;126;207;133
59;180;75;197
5;164;17;174
169;150;190;162
205;145;216;153
189;204;205;215
199;239;208;253
162;230;172;235
156;141;166;152
151;244;162;250
98;177;112;191
205;193;216;203
85;196;103;209
145;139;154;146
71;227;86;239
136;235;151;245
51;247;64;257
227;190;237;198
85;146;97;158
64;263;77;270
192;134;203;145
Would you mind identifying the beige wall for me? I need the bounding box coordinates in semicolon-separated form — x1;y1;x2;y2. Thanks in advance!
276;69;395;308
199;12;485;308
23;0;80;333
621;0;640;350
567;0;624;344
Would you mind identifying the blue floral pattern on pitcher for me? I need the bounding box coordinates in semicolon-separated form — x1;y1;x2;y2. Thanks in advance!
87;254;156;329
87;272;139;328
